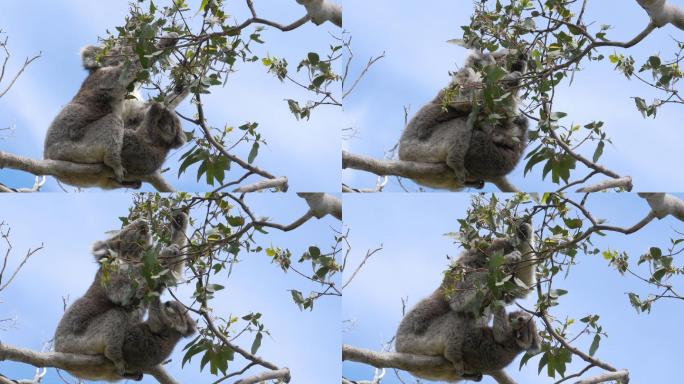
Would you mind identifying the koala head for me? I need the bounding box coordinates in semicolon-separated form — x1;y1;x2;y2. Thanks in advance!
470;49;528;74
80;44;133;72
92;218;151;261
160;301;197;337
170;210;189;231
508;311;540;352
146;103;186;148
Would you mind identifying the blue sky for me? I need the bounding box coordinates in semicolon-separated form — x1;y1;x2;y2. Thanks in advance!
0;0;341;192
0;194;340;383
342;0;684;192
342;193;684;383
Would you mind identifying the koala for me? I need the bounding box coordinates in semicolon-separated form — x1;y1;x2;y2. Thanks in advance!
156;210;190;286
395;220;537;379
54;219;151;340
399;307;540;382
398;50;529;191
60;297;197;381
448;220;537;313
43;34;179;189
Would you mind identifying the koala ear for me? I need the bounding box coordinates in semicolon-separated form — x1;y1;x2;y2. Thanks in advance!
81;45;103;71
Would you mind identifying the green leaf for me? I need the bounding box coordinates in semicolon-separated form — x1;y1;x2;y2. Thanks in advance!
251;332;263;354
592;141;605;163
589;334;600;356
307;52;320;65
248;142;259;164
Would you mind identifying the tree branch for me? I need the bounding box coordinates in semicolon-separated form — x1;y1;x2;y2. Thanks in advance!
297;192;342;220
575;370;630;384
295;0;342;27
576;177;633;193
636;0;684;30
232;176;289;193
342;150;519;192
342;345;517;384
0;343;178;384
234;368;291;384
638;193;684;221
0;151;174;192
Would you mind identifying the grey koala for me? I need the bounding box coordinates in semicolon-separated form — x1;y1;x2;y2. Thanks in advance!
398;50;529;191
448;220;537;313
54;219;151;339
60;297;196;381
398;307;540;382
395;220;537;379
54;213;190;380
43;34;179;189
156;210;190;285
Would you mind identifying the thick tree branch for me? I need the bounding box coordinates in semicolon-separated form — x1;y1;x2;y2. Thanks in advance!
576;177;633;193
297;192;342;220
232;176;289;193
234;368;291;384
0;151;174;192
639;193;684;221
342;345;516;384
0;343;177;384
342;150;519;192
296;0;342;27
575;370;630;384
636;0;684;29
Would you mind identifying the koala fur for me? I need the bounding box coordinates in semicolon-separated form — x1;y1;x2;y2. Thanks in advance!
398;50;529;191
156;210;189;285
54;219;150;339
395;220;537;379
54;213;191;380
61;298;196;381
43;34;180;189
399;307;540;382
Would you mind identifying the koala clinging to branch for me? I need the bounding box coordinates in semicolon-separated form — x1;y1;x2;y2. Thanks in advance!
43;34;183;189
398;307;540;382
61;297;196;381
54;212;190;379
398;50;529;191
55;219;151;347
395;219;537;380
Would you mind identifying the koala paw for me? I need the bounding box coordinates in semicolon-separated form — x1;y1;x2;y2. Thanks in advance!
112;166;127;183
462;372;484;382
114;361;127;377
122;372;144;381
506;250;522;263
121;180;143;189
451;169;466;187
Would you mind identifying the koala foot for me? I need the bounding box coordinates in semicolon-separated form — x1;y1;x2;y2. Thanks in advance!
462;372;484;382
113;360;127;377
464;179;485;189
122;372;144;381
121;180;143;189
451;361;465;378
112;166;127;183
